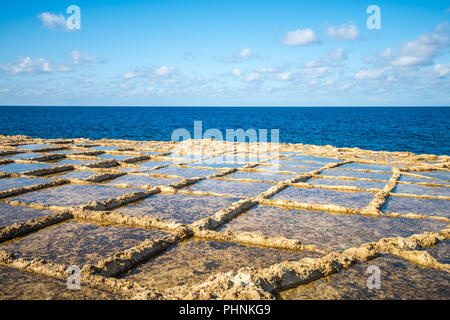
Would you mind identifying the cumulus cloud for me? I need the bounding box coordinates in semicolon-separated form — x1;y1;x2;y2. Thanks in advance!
0;57;71;75
232;68;243;76
120;65;175;79
354;67;388;80
275;72;292;81
223;47;258;63
281;28;320;46
239;48;252;59
434;63;450;78
38;12;68;31
153;65;174;76
244;73;259;82
71;51;101;66
382;22;450;67
327;23;360;41
324;47;347;62
300;47;346;79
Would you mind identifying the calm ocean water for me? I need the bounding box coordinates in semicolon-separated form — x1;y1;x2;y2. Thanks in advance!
0;106;449;155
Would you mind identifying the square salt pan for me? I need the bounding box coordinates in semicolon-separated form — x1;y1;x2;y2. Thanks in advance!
280;254;450;300
138;160;181;170
152;166;219;178
16;144;56;150
393;184;450;197
414;171;450;182
9;184;141;207
47;170;96;180
0;163;55;173
121;239;319;290
187;179;274;197
221;205;448;252
117;193;240;224
225;171;296;182
3;153;42;160
98;154;134;161
256;164;317;174
272;186;374;208
91;146;119;151
107;174;181;187
338;162;394;172
0;203;52;227
285;154;341;163
309;178;386;190
0;177;51;192
320;169;392;180
0;265;119;300
0;221;167;266
382;196;450;218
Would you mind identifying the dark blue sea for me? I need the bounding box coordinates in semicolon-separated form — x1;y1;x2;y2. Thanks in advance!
0;106;449;155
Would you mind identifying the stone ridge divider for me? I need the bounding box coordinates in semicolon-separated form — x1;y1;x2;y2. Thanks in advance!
0;211;73;243
288;182;380;194
164;227;450;300
361;168;401;216
0;179;70;199
85;227;193;278
0;250;165;300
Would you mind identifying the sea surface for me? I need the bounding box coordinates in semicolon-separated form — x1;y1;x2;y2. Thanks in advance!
0;106;449;155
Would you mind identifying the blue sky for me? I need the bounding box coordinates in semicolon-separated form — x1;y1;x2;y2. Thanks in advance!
0;0;449;106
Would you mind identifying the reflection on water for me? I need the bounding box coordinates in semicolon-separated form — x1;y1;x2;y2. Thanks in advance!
152;166;219;178
272;186;374;208
0;203;52;227
0;177;51;192
10;184;141;207
383;196;450;218
0;266;118;300
320;169;391;180
0;163;54;173
188;179;274;197
122;239;320;290
393;183;450;197
221;205;447;251
280;254;450;300
309;178;385;189
117;193;239;224
0;221;167;266
226;171;296;182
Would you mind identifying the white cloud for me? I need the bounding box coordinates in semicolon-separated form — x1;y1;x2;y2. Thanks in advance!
275;72;292;81
232;68;243;76
327;23;360;41
0;57;71;75
281;28;320;46
122;72;136;79
120;66;175;79
153;65;174;76
300;47;346;79
244;73;259;82
71;51;101;65
256;67;277;73
324;47;347;62
355;67;388;80
384;22;450;67
37;12;68;31
239;48;252;59
434;63;450;78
